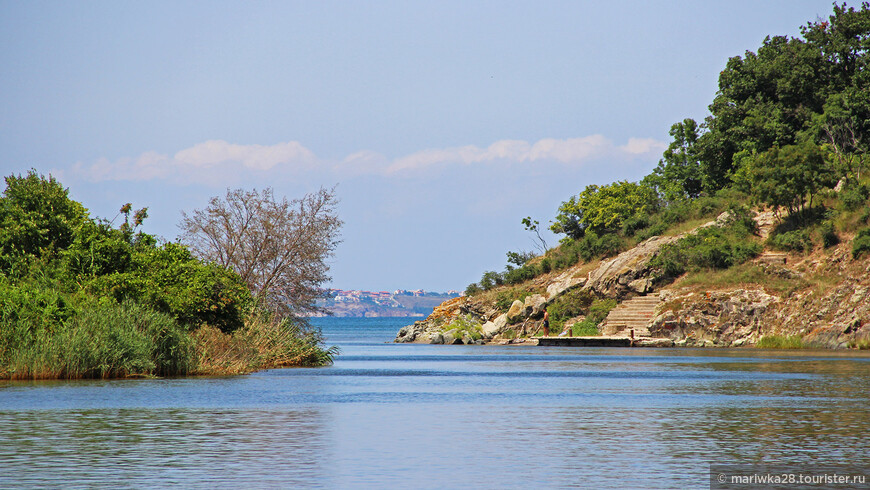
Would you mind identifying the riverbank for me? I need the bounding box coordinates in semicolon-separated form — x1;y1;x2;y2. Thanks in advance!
395;211;870;349
0;172;335;380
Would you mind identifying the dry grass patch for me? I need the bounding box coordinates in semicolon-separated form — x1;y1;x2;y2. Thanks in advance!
671;263;810;296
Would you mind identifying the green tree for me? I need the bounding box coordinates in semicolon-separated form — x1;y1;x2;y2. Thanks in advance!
551;181;658;238
0;171;87;273
738;143;836;217
643;119;703;202
692;3;870;193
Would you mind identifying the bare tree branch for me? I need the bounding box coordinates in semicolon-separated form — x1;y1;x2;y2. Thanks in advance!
179;187;342;320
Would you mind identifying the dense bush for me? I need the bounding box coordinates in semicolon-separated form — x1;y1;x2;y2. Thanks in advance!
551;181;659;238
767;229;813;252
852;229;870;258
547;289;595;331
577;231;623;262
0;171;331;379
820;221;840;248
650;223;761;278
569;299;617;336
840;182;869;211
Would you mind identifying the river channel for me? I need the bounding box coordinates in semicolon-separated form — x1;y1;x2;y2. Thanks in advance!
2;317;869;488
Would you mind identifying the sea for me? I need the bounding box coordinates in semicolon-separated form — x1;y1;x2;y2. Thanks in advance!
1;316;869;489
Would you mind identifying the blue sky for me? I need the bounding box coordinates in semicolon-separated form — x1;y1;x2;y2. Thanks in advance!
0;1;837;291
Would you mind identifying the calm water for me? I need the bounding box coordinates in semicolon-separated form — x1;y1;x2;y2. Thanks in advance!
2;317;870;489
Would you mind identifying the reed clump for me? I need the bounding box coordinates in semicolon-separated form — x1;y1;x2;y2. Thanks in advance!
194;311;338;376
755;334;809;349
2;300;194;380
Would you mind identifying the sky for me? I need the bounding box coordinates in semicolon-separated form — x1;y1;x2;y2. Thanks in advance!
0;0;838;292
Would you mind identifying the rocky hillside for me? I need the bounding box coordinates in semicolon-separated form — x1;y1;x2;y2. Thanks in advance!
395;211;870;349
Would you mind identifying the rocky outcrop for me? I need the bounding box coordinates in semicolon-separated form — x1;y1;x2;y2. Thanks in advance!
767;280;870;348
546;269;587;299
395;210;870;349
583;235;680;299
395;223;698;344
645;243;870;348
649;289;779;347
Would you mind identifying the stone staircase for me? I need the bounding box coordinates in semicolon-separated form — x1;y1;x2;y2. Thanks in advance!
757;251;788;265
600;295;661;338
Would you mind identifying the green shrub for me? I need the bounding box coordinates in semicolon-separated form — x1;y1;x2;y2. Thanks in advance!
503;264;538;285
568;298;616;336
479;270;503;291
636;222;669;241
547;289;595;330
650;225;761;278
571;319;601;336
440;315;483;341
852;228;870;258
755;334;807;349
840;182;869;211
495;289;529;312
820;221;839;248
578;232;623;262
621;214;650;237
587;299;617;323
767;229;813;252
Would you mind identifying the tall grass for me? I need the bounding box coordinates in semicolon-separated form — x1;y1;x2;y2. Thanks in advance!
193;310;338;376
755;334;808;349
1;299;336;380
2;300;193;379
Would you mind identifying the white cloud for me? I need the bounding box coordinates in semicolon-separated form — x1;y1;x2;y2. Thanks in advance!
528;135;609;163
384;135;663;173
620;137;667;156
71;140;318;184
69;135;665;184
174;140;316;171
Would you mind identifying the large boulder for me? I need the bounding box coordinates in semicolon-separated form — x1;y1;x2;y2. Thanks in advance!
584;235;680;298
506;300;525;323
546;270;587;299
395;321;427;343
481;314;508;339
524;294;547;317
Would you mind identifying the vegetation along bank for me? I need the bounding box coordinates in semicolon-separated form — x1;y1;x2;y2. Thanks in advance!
397;3;870;349
0;171;341;379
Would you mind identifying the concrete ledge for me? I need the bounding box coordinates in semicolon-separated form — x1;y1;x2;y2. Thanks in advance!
536;337;675;347
537;337;632;347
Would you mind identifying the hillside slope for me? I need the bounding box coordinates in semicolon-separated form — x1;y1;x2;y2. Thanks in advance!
395;211;870;349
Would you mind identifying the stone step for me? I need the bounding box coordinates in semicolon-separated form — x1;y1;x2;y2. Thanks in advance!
600;295;661;337
757;252;788;265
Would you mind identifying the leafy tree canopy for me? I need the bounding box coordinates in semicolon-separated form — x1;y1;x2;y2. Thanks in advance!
551;181;658;239
0;171;252;333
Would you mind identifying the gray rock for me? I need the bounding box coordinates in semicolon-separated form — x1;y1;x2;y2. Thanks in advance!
546;270;587;299
635;338;674;347
584;235;680;298
524;294;547;317
428;333;444;344
481;314;508;339
628;277;653;294
507;300;525;323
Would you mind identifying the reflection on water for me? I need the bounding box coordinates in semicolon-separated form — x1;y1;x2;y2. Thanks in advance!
0;408;330;488
1;317;869;489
